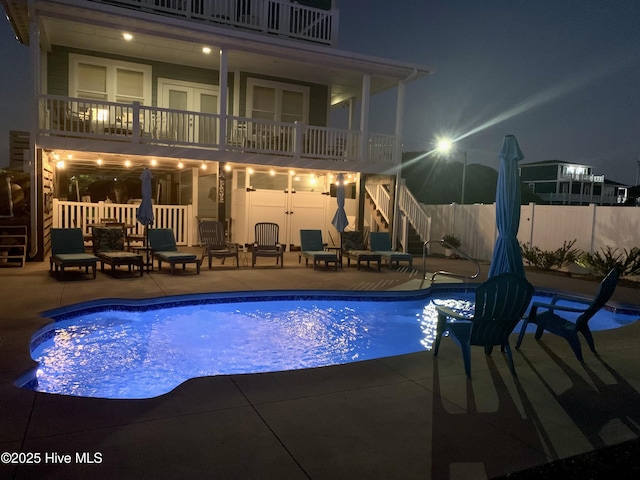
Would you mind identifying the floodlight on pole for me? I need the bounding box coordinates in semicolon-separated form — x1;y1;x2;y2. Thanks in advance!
436;137;467;204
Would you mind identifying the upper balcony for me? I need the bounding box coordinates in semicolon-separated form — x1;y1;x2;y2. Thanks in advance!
90;0;337;46
559;173;605;183
39;95;398;172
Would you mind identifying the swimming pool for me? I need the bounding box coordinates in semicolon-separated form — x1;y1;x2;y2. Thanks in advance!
21;287;640;399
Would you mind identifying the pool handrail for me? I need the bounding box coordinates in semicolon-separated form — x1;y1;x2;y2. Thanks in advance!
422;239;480;283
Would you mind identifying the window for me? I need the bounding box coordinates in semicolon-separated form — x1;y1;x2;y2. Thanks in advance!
247;79;309;124
70;54;151;105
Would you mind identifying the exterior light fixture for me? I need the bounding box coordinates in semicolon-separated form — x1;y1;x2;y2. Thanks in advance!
150;159;157;166
269;168;276;176
178;161;184;169
201;162;207;170
124;160;131;167
436;136;468;204
224;164;232;172
123;33;133;41
96;158;103;166
202;47;211;54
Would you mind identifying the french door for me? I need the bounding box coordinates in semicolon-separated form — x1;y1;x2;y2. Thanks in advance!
159;80;218;144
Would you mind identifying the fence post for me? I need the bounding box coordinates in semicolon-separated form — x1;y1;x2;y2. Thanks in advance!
589;203;597;254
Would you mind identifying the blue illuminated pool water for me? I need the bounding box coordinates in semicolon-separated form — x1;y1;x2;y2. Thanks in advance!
23;289;639;399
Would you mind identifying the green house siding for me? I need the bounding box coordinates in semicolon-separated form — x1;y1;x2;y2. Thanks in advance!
47;46;327;126
534;182;557;194
520;165;559;182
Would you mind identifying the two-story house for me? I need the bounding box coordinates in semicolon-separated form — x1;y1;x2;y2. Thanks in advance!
2;0;430;260
519;160;626;206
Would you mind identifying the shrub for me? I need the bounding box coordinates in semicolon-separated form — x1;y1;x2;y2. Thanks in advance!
442;234;461;249
577;246;640;277
520;239;581;271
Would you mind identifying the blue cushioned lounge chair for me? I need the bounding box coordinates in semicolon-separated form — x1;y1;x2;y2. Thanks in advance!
299;230;339;270
49;228;98;279
148;228;201;275
369;231;413;269
433;273;534;378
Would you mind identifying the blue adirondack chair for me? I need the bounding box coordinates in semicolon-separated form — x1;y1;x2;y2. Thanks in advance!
433;273;534;377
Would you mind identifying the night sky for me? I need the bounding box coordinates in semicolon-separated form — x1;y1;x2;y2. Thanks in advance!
2;0;639;183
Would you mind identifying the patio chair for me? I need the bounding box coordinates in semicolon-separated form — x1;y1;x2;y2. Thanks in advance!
340;231;380;270
252;222;284;268
516;268;619;361
92;224;143;276
369;231;413;269
199;220;239;269
49;228;98;280
433;273;534;378
148;228;201;275
299;230;339;270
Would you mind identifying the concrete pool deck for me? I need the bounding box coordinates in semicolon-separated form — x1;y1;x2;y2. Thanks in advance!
1;252;639;479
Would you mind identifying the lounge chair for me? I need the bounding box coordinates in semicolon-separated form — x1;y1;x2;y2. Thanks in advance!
516;268;619;361
369;231;413;269
199;220;239;269
148;228;201;274
299;230;339;270
92;224;144;276
433;273;534;377
340;231;380;270
252;222;284;268
49;228;98;279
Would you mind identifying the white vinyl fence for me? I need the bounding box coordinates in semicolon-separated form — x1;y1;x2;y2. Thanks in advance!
422;202;640;262
52;199;194;245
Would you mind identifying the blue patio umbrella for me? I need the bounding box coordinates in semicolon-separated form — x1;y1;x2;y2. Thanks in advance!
488;135;526;278
136;168;154;269
331;173;349;233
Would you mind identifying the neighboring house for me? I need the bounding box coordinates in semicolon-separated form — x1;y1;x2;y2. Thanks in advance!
519;160;626;206
2;0;429;260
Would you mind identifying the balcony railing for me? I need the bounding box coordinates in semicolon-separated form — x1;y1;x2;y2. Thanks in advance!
559;173;605;183
93;0;337;45
39;95;399;166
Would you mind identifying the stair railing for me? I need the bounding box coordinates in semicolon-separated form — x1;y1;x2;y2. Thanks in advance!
363;182;390;224
397;179;430;245
422;239;480;283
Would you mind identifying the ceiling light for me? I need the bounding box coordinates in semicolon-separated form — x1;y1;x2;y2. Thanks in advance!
202;47;211;54
123;33;133;41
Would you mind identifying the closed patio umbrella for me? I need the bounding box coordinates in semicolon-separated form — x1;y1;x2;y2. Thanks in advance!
136;168;155;270
488;135;525;278
331;173;349;233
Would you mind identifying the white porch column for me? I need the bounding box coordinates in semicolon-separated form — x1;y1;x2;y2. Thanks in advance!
359;74;370;162
218;48;229;149
390;78;406;249
29;0;41;258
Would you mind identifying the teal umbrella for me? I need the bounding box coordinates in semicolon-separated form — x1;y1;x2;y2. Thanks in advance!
331;173;349;232
488;135;525;278
136;168;154;270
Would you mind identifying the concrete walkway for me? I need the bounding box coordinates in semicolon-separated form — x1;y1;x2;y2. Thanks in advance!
1;253;639;479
